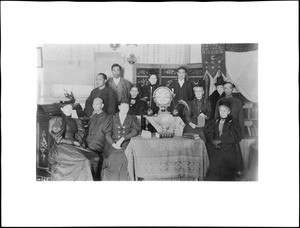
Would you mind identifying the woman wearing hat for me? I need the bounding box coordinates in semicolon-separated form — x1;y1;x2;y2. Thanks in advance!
102;98;141;181
48;100;99;181
209;75;226;119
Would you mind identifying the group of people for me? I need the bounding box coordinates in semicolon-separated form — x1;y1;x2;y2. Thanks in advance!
48;63;246;181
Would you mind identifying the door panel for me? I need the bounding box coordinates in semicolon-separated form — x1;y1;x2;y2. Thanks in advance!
94;53;124;87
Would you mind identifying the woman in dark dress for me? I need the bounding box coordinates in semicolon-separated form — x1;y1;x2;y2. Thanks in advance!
204;100;242;181
128;84;148;116
183;85;211;142
128;85;148;130
48;102;99;181
140;71;160;132
140;71;160;115
209;75;225;119
102;98;141;181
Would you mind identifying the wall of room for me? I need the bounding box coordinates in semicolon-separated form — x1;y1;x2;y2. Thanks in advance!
37;44;202;106
189;44;202;63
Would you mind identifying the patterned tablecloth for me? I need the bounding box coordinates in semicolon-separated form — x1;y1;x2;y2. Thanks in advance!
125;136;209;181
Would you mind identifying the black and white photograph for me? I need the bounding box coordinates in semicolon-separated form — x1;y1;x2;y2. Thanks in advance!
36;43;258;182
2;2;299;227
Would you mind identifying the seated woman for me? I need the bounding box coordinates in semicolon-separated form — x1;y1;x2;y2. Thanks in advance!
102;98;141;181
128;84;148;116
209;75;225;119
48;102;99;181
140;71;160;114
203;100;242;181
128;85;148;129
140;71;160;132
182;84;211;142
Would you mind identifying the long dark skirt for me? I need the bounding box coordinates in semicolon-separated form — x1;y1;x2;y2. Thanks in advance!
183;124;206;143
205;144;238;181
49;143;98;181
101;144;130;181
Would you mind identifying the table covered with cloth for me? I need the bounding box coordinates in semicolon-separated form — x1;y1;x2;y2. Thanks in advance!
124;136;209;181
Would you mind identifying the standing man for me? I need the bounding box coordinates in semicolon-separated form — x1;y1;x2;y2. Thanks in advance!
168;66;194;120
84;73;116;117
107;63;132;111
215;82;245;177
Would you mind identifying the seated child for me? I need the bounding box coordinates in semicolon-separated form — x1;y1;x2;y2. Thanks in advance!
182;84;211;142
86;97;111;180
203;100;242;181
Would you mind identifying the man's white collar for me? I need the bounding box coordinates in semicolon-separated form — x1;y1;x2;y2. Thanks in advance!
178;79;184;86
113;77;121;84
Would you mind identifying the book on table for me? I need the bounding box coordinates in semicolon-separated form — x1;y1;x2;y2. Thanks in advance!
182;132;200;139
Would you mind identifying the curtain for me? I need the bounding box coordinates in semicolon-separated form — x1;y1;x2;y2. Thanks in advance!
225;48;258;102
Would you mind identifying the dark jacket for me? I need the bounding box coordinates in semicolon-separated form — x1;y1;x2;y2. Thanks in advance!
84;86;116;117
128;98;148;116
140;84;160;114
167;80;194;118
204;116;242;181
107;77;132;103
209;90;225;119
105;113;141;146
86;112;111;152
168;79;194;104
215;95;245;138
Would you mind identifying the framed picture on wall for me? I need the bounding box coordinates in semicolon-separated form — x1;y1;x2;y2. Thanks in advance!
37;47;43;68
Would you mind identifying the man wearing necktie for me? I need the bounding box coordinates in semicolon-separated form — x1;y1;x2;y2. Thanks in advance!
167;66;194;121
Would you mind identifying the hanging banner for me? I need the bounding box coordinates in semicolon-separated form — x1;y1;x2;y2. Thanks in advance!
201;44;226;79
225;43;258;52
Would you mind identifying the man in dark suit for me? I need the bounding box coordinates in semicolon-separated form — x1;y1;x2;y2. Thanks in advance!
107;63;132;112
167;66;194;121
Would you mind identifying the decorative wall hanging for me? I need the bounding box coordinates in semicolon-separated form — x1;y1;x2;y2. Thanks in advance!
110;43;121;50
127;54;137;65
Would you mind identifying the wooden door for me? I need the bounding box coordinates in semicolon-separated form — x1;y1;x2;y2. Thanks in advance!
94;53;124;87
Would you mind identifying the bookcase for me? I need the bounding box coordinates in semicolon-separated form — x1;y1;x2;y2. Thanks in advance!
132;63;208;98
243;102;258;139
241;101;258;171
